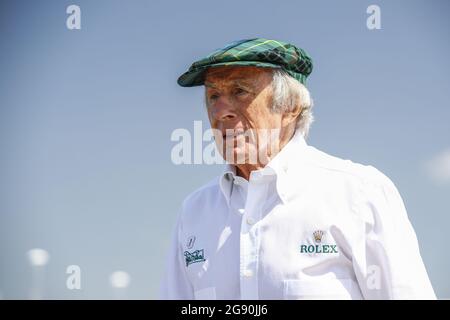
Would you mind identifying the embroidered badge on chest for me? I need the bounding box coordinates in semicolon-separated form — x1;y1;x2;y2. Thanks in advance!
300;230;339;254
184;249;206;267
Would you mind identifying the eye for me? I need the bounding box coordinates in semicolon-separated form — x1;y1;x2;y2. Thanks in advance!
208;93;219;101
234;87;248;96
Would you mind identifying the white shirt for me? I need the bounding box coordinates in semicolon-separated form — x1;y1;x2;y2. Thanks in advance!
160;131;436;300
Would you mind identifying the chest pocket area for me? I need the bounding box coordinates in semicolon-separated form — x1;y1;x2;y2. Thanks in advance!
283;278;358;300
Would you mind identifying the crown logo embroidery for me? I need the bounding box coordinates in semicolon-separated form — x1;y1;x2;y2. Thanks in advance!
313;230;324;243
300;230;338;254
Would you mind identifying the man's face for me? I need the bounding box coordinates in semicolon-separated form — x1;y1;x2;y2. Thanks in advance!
205;66;284;165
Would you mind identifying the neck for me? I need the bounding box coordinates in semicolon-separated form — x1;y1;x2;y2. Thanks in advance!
235;128;296;180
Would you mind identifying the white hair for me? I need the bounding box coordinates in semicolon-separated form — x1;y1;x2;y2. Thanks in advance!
271;69;314;139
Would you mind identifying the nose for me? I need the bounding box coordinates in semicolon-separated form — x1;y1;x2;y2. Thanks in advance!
209;96;237;122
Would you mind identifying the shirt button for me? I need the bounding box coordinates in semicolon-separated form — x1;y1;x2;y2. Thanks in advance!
238;208;245;215
246;217;255;225
242;270;253;277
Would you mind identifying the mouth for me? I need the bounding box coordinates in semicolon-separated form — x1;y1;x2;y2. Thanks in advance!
222;129;245;140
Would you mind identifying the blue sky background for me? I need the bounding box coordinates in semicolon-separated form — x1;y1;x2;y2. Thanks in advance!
0;0;449;299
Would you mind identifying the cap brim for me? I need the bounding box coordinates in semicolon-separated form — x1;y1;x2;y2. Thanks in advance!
177;61;282;87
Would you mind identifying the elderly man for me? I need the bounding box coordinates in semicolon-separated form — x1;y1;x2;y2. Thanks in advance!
160;38;435;299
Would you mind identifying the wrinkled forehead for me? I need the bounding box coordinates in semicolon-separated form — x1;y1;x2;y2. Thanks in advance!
204;66;273;88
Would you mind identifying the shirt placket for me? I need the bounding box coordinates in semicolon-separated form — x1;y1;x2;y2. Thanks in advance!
239;174;268;300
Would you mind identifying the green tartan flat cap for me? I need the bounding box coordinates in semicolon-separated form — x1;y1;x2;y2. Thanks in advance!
177;38;313;87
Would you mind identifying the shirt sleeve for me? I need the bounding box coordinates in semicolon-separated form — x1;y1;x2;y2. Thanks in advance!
352;170;436;299
159;209;194;299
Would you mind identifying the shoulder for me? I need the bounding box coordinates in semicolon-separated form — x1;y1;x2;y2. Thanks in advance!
302;145;396;190
302;146;407;223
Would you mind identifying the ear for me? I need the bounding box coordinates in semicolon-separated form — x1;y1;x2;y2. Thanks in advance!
281;105;302;127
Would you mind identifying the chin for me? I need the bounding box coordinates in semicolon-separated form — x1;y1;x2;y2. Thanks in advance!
222;148;249;165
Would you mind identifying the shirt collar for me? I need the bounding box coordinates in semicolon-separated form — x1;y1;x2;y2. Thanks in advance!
219;130;309;204
219;164;235;206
